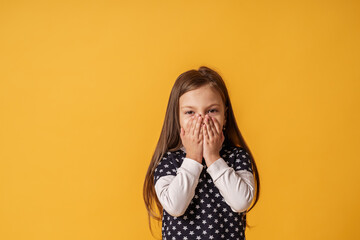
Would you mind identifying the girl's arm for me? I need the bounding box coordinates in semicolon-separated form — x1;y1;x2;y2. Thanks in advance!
154;157;203;217
206;157;255;212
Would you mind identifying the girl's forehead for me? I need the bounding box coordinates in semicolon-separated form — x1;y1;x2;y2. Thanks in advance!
179;86;222;103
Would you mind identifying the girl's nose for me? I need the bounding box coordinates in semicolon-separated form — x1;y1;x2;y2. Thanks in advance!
196;113;209;118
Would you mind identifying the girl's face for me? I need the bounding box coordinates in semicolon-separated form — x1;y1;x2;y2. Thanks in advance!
179;85;227;133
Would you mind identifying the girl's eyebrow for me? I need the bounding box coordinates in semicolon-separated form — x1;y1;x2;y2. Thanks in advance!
181;103;220;109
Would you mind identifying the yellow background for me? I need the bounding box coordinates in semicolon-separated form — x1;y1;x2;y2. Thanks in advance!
0;0;359;239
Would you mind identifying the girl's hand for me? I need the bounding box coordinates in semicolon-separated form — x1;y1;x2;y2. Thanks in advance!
180;113;204;164
202;114;224;166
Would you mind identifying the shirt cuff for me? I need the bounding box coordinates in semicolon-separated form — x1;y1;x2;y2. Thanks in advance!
179;157;204;178
206;157;230;181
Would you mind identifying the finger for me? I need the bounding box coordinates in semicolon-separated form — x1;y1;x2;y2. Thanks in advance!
210;116;220;135
206;116;215;138
190;115;198;135
208;117;217;136
205;118;214;140
199;124;203;140
203;122;208;140
193;115;202;137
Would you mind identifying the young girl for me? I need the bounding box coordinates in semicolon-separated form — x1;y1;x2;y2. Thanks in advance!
143;66;260;240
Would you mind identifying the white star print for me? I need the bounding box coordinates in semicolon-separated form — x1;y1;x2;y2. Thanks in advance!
156;147;250;239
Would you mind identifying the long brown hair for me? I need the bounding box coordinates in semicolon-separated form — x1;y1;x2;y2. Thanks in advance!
143;66;260;238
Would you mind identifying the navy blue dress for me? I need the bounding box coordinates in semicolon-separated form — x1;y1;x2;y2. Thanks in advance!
154;143;253;240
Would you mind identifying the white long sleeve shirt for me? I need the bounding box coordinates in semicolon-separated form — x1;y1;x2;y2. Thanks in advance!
154;144;255;240
153;143;255;239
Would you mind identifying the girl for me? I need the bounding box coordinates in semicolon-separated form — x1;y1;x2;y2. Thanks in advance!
143;66;260;240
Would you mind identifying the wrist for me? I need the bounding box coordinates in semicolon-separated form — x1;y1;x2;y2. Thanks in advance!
185;154;202;163
205;154;221;167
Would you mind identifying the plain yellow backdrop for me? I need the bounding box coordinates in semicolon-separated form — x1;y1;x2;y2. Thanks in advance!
0;0;359;239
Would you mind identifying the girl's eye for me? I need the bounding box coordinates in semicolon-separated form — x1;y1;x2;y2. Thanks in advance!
208;109;218;113
185;109;218;115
